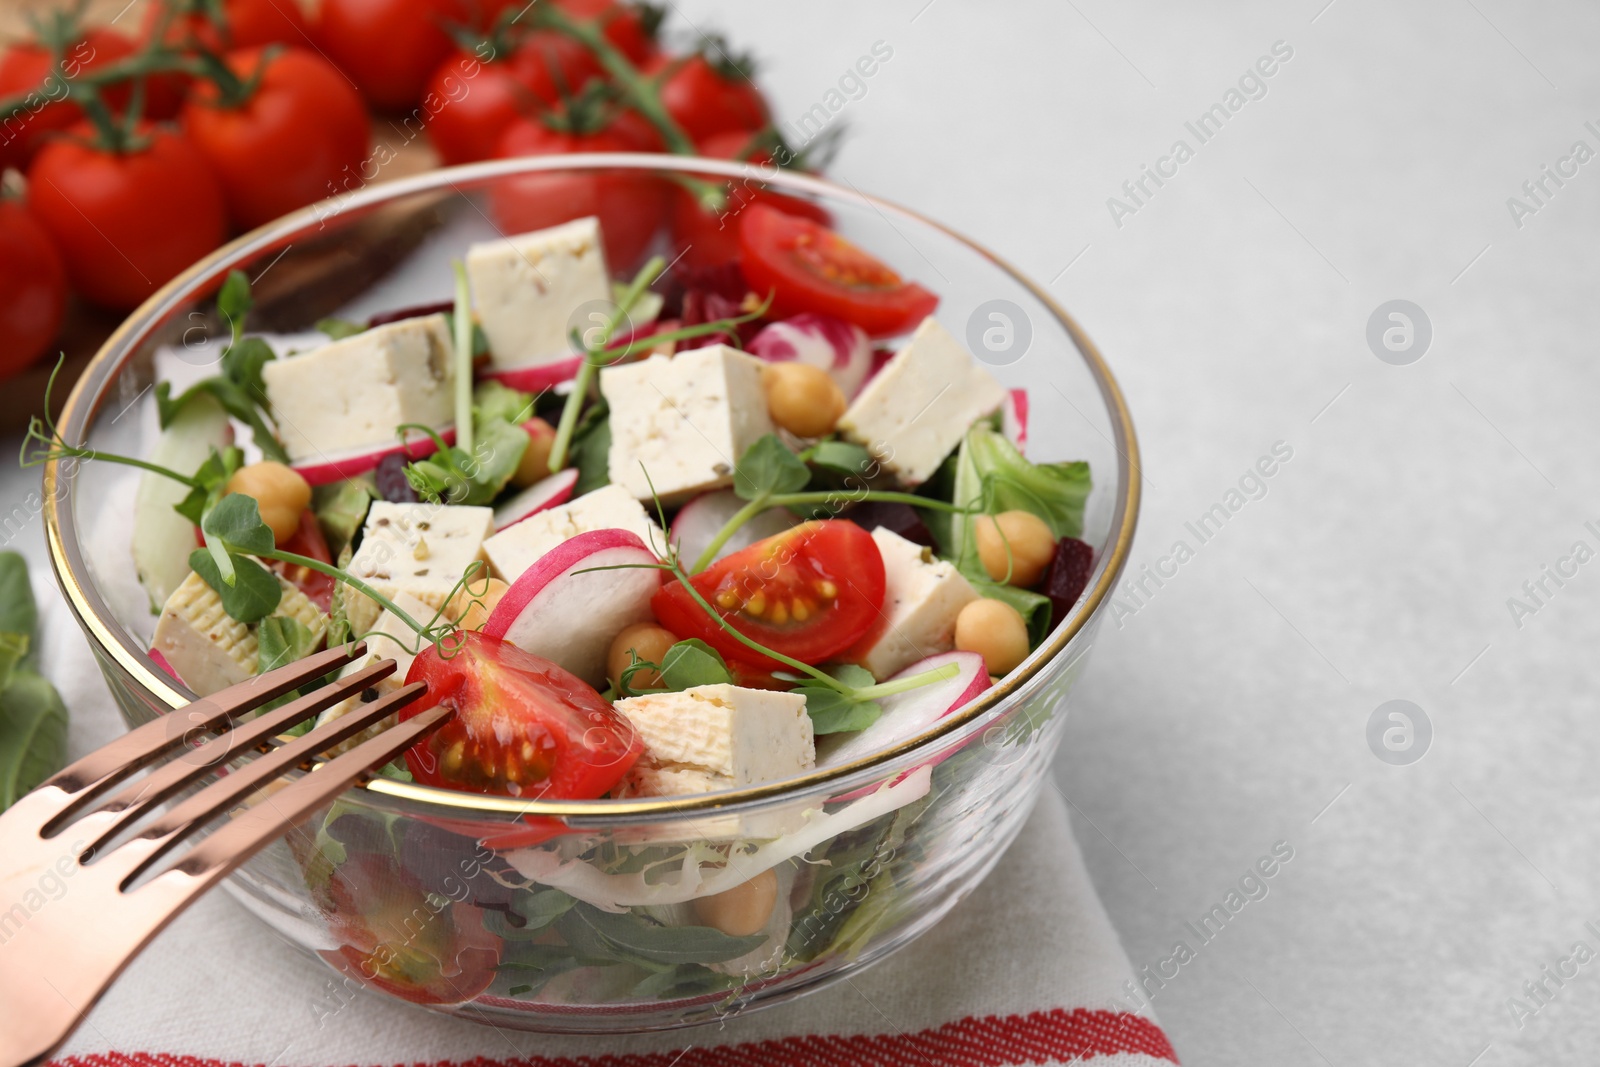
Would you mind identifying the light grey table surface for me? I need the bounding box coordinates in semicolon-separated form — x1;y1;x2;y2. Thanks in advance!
6;1;1598;1063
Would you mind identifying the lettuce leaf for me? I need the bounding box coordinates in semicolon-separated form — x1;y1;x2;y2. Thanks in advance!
946;425;1090;563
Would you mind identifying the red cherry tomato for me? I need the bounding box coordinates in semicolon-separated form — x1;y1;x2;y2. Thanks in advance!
27;125;227;311
647;52;767;143
0;29;138;168
737;203;939;338
491;114;665;270
0;199;67;381
669;129;829;270
424;32;600;166
271;509;336;611
182;47;370;229
147;0;313;51
552;0;658;64
652;520;887;670
403;631;643;799
317;852;502;1006
314;0;468;111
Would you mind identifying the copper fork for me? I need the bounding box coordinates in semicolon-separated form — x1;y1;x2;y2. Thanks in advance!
0;642;452;1067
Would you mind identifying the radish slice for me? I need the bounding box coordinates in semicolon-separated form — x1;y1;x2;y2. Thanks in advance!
815;651;989;770
148;647;184;686
494;469;580;530
748;314;873;397
483;528;663;687
292;427;455;487
670;489;800;565
482;320;682;392
1002;388;1029;455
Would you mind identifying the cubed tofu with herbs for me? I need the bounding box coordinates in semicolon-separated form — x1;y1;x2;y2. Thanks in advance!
466;217;611;371
854;527;979;680
261;314;454;462
343;503;495;632
151;570;326;695
837;317;1007;486
482;484;665;582
611;684;814;797
601;345;776;504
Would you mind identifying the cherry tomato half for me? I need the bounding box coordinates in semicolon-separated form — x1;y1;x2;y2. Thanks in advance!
403;631;643;799
0;199;67;381
738;202;939;338
491;114;665;270
317;851;502;1005
27;124;228;311
652;520;887;670
182;47;370;229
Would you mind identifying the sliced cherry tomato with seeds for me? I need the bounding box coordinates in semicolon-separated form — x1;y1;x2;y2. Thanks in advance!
403;631;642;799
652;520;887;670
738;203;939;338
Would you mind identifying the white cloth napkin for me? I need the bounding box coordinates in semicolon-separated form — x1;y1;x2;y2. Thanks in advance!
36;568;1177;1067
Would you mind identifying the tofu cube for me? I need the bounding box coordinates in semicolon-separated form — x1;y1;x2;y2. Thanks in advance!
601;345;776;504
261;314;454;462
151;570;326;696
314;591;431;755
344;503;496;630
854;527;979;680
466;217;611;371
611;684;815;797
837;317;1007;486
482;484;665;581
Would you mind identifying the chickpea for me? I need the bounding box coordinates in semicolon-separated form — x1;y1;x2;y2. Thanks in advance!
974;510;1057;587
607;622;678;691
763;362;847;438
511;417;559;487
692;869;779;937
226;461;311;544
954;598;1030;676
447;577;509;631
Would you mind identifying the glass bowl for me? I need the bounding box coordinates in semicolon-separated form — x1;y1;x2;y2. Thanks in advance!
41;155;1139;1033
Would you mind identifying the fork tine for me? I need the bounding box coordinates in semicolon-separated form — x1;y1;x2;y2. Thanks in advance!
114;681;432;887
42;642;368;803
69;659;398;852
154;704;454;893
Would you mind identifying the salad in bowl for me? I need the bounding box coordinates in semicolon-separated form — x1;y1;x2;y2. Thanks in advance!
34;157;1136;1030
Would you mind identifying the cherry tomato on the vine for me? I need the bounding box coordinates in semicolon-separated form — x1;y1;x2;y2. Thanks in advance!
669;129;830;270
491;111;666;270
737;203;939;338
647;51;767;143
0;28;138;168
146;0;313;52
0;199;67;381
182;47;370;229
314;0;468;112
553;0;659;65
652;520;888;670
403;631;643;800
27;124;227;311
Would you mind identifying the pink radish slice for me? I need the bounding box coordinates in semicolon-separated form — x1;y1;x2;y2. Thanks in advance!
292;427;455;487
670;489;800;565
749;314;873;397
494;469;579;530
483;528;663;688
148;648;184;685
815;651;989;771
1002;388;1029;455
482;320;683;392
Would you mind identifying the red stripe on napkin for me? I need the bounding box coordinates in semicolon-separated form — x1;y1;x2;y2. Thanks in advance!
51;1008;1176;1067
